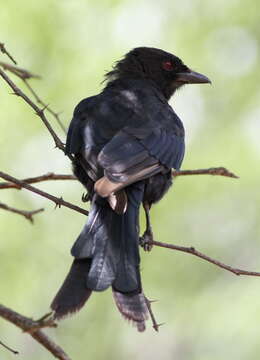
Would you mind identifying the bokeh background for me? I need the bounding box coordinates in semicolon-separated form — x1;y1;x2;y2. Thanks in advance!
1;1;260;359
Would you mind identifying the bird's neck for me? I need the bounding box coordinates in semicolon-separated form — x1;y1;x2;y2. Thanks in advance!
105;76;175;102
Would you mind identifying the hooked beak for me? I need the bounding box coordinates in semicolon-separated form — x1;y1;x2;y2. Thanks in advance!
176;69;211;84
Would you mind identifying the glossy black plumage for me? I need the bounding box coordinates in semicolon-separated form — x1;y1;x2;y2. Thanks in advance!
51;47;210;330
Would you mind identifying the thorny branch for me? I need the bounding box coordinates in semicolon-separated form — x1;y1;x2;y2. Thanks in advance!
0;305;71;360
0;68;66;152
0;41;73;360
172;167;238;179
0;173;76;190
0;202;44;223
150;240;260;277
145;297;163;332
23;78;67;134
0;61;40;80
0;61;66;133
0;171;89;216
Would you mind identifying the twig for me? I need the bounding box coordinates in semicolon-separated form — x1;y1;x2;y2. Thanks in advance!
0;61;66;134
0;202;44;223
0;61;40;79
0;68;66;153
0;43;17;64
0;339;18;355
24;312;56;334
0;304;71;360
0;173;76;190
151;240;260;277
172;167;238;179
0;170;89;216
23;79;67;134
144;297;163;332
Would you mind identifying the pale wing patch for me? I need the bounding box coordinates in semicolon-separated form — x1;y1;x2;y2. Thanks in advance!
95;163;162;198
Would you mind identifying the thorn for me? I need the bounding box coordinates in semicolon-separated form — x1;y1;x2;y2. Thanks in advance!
35;109;43;116
157;322;165;327
27;215;34;224
55;197;63;209
41;103;49;112
54;141;65;150
153;322;165;332
147;299;158;304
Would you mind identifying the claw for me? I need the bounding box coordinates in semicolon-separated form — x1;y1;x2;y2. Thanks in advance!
139;231;153;251
82;193;90;202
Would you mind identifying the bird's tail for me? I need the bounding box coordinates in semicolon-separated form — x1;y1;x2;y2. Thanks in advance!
112;289;148;332
51;182;148;330
51;258;92;319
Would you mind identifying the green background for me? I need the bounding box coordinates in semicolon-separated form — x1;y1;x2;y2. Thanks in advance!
1;1;260;359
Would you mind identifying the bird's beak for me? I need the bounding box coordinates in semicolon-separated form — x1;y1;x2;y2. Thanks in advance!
176;69;211;84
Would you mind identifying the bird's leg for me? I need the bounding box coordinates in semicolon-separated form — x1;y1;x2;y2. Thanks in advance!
139;202;154;251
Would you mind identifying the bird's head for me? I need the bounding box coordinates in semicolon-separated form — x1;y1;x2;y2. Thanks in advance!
105;47;211;100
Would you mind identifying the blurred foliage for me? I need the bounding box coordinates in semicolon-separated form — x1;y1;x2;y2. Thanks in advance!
0;0;260;359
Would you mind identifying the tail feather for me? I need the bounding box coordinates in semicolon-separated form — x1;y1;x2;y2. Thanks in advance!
51;182;148;330
71;183;144;293
51;259;92;319
86;206;120;291
112;289;148;332
71;197;120;291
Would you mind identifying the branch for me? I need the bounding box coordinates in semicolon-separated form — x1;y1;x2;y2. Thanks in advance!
0;202;44;223
172;167;238;179
23;79;67;134
144;297;163;332
0;61;40;79
0;68;66;152
0;61;66;134
0;305;71;360
0;171;89;216
0;173;76;190
151;240;260;277
0;43;17;64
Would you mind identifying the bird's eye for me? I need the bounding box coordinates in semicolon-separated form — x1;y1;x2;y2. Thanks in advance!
162;61;174;71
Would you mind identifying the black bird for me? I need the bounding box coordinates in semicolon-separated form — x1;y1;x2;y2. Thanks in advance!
51;47;210;331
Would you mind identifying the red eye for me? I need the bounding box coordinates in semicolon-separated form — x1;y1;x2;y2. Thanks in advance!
162;61;174;71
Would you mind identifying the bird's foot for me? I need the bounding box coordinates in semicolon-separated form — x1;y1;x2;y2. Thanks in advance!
82;192;90;202
139;230;154;252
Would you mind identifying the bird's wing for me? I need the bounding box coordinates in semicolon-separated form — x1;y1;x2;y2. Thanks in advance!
65;92;185;197
65;96;105;184
95;126;185;197
65;97;97;156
